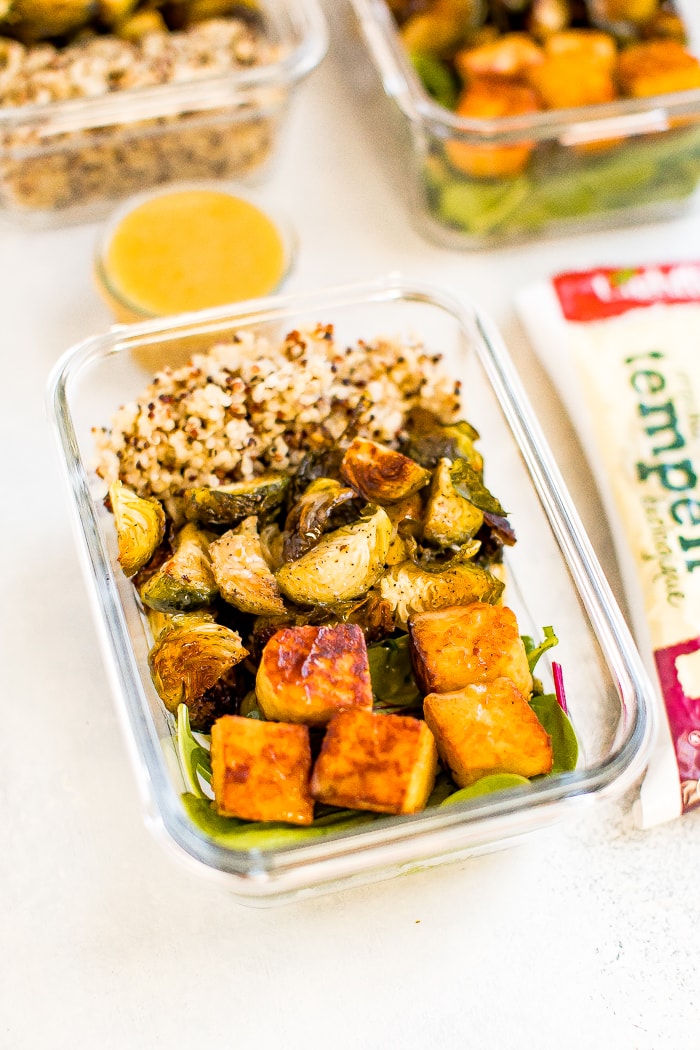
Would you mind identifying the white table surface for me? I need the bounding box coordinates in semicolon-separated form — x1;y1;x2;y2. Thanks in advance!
3;3;700;1047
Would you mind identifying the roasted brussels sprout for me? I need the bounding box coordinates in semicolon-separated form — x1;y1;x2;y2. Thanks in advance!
148;621;248;724
423;458;484;547
209;516;286;616
282;478;358;562
276;508;392;605
145;606;216;643
109;480;166;578
1;0;93;42
340;438;431;505
379;558;504;628
183;474;289;527
140;522;218;612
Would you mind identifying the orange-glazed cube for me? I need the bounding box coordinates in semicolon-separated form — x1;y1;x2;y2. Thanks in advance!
544;29;618;70
255;623;374;726
526;53;618;109
454;32;544;81
423;677;553;787
408;602;532;697
617;39;700;98
210;715;314;825
445;78;540;178
310;709;438;815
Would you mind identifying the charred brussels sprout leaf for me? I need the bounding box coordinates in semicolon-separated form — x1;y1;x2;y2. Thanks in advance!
276;507;392;605
282;478;359;562
450;459;507;517
184;474;289;527
149;621;248;718
368;634;422;710
423;457;484;547
340;439;432;505
140;522;218;612
379;559;504;628
209;516;286;616
403;411;483;474
109;479;165;577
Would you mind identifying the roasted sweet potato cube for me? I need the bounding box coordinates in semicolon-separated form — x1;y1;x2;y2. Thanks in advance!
423;678;553;787
544;30;617;70
446;79;540;178
210;715;314;825
617;39;700;98
454;32;544;81
408;602;532;697
256;623;374;726
310;709;438;815
526;53;618;109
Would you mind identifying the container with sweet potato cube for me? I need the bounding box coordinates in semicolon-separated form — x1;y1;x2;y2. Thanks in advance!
408;602;532;697
311;708;438;815
423;677;553;788
210;715;314;825
255;623;374;726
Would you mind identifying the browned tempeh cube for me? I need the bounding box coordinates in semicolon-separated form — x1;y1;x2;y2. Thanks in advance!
310;708;438;815
423;677;552;788
210;715;314;825
408;602;532;697
256;623;373;726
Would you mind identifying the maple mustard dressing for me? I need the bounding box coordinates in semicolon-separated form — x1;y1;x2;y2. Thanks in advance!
98;188;288;321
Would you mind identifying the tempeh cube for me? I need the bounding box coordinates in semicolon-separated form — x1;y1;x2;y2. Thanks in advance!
408;602;532;697
255;623;373;726
423;677;553;787
310;708;438;815
210;715;314;825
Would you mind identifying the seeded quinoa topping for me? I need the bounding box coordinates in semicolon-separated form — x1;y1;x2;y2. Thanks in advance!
93;323;462;506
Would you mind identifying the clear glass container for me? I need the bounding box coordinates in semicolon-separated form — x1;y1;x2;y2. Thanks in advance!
47;275;656;904
0;0;327;227
349;0;700;248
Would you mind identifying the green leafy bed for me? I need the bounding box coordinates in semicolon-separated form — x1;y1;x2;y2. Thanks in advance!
410;44;700;242
176;626;578;851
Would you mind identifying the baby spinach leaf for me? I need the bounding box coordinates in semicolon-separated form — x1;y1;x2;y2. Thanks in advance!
530;693;578;774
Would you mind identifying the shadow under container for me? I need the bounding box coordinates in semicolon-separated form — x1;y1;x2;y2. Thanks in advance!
0;0;327;227
48;275;655;905
350;0;700;248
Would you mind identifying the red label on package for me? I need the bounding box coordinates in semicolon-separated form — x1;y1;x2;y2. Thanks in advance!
553;263;700;322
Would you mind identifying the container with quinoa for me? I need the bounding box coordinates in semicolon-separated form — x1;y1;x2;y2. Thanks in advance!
0;0;327;224
48;277;653;901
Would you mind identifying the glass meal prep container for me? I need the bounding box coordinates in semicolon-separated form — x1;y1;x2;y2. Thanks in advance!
0;0;327;227
48;275;655;905
349;0;700;248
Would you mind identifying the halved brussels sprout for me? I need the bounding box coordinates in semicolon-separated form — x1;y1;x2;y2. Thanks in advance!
109;479;166;578
209;516;287;616
145;607;216;643
148;621;248;718
379;559;504;628
276;507;392;605
140;522;218;612
282;478;358;561
340;438;431;504
184;474;289;527
423;458;484;547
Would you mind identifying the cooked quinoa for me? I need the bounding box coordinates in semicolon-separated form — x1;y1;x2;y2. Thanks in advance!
93;323;462;505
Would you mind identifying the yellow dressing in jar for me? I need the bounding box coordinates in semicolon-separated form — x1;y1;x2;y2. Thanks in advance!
97;187;289;321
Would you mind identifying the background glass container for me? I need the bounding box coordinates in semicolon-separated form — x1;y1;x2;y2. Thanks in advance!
349;0;700;248
0;0;327;227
